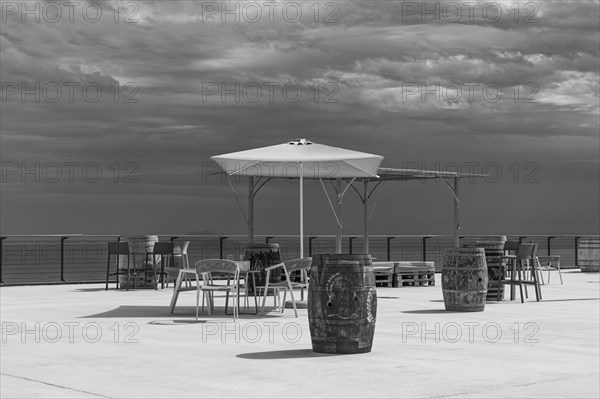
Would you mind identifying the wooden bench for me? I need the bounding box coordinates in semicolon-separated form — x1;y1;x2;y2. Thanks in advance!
372;262;395;287
393;261;435;287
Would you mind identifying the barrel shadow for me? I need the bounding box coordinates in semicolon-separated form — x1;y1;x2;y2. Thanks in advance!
237;349;343;360
401;309;452;314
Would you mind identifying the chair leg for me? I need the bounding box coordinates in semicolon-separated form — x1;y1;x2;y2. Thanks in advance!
170;271;184;314
196;286;200;320
558;263;563;285
261;270;271;314
517;264;524;303
106;254;111;291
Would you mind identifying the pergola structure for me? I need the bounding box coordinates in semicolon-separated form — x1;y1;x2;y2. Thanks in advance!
220;166;486;252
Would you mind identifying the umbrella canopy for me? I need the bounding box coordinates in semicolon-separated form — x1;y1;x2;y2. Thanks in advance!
211;139;384;257
211;138;383;179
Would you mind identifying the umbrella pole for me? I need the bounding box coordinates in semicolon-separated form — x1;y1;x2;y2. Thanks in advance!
300;162;304;258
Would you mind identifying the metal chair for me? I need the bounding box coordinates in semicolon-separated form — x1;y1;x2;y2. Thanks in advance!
260;257;312;317
105;242;130;291
536;255;563;285
498;242;542;302
195;259;240;320
146;242;175;290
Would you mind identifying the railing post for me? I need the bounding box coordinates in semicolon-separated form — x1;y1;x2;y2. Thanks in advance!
422;236;430;262
349;237;356;254
60;236;68;282
219;236;228;259
547;236;555;256
0;237;5;284
387;237;394;261
575;236;580;266
308;236;316;257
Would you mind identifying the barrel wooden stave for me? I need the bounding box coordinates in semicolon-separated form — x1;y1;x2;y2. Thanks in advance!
442;247;488;312
579;237;600;272
119;235;159;289
308;254;377;354
461;236;506;300
244;243;281;290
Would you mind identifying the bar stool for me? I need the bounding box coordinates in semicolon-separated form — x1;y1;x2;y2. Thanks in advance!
146;242;175;290
174;241;191;288
105;242;130;291
498;242;541;302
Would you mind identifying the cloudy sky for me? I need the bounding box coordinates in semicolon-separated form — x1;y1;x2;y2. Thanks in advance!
1;0;598;237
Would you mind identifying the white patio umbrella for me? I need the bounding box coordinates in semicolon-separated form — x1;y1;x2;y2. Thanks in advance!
211;139;384;257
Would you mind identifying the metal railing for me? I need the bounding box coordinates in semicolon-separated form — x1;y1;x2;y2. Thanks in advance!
0;234;596;285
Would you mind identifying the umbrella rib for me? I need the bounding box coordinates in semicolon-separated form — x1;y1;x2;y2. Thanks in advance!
226;178;249;226
229;161;262;175
319;178;342;228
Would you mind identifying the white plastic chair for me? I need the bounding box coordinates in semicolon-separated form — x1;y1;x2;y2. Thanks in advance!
195;259;240;320
260;257;312;317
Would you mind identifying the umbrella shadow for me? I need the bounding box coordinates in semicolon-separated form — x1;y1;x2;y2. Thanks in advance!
237;349;342;360
80;305;175;318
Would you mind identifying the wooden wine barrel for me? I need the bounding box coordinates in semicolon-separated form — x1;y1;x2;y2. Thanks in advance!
244;243;281;292
579;237;600;272
461;236;506;300
442;247;488;312
119;235;158;289
308;254;377;354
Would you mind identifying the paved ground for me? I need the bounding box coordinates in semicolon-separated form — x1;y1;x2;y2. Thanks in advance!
1;270;599;398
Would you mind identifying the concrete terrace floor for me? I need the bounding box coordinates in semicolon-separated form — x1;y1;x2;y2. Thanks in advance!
1;270;599;399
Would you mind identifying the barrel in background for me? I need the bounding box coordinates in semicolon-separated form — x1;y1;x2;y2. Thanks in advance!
442;247;488;312
308;254;377;354
461;236;506;300
579;237;600;272
244;243;281;291
119;235;159;289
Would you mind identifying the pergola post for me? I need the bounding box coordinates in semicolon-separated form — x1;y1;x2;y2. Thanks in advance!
248;177;254;243
336;179;342;253
453;177;460;248
363;179;369;254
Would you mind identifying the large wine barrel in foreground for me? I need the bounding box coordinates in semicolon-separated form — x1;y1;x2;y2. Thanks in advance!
442;247;488;312
119;235;159;289
244;243;281;291
579;237;600;272
461;236;506;300
308;254;377;354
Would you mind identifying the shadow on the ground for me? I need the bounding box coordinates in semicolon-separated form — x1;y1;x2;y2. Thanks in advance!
80;305;174;318
72;287;111;292
401;309;451;314
79;305;288;320
237;349;341;360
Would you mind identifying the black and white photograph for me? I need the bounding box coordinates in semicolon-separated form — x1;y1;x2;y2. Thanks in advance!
1;1;599;397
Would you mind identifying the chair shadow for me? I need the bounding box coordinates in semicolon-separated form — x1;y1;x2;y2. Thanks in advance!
73;287;111;292
80;305;175;318
148;319;207;325
81;305;280;319
237;349;341;360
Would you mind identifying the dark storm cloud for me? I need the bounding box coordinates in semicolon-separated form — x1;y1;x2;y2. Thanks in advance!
1;0;598;235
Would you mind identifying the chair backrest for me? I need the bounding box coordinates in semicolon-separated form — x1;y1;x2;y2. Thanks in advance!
516;242;538;260
153;242;175;255
108;242;129;255
504;241;520;253
195;259;239;276
181;241;190;253
284;258;313;273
